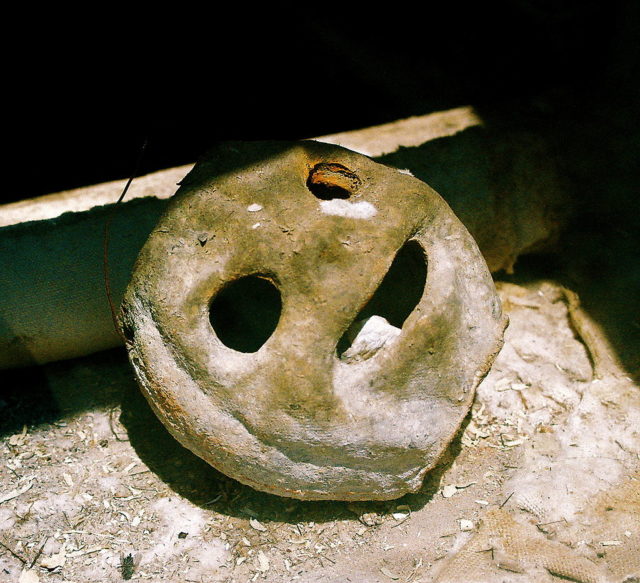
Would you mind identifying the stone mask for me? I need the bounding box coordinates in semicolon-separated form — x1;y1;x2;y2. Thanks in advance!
121;141;507;500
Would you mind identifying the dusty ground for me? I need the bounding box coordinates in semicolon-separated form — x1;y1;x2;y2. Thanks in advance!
1;271;638;582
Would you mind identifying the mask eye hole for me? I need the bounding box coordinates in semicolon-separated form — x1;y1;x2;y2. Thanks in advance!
209;275;282;353
337;240;427;361
307;162;361;200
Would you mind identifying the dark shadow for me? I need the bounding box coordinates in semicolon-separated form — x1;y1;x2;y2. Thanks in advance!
377;125;496;228
0;347;127;437
0;313;56;436
474;94;640;382
0;364;56;437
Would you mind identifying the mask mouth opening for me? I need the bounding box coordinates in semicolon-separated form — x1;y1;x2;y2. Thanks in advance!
209;275;282;353
337;240;427;362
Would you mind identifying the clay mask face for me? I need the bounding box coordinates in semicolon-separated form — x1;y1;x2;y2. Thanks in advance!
121;141;507;500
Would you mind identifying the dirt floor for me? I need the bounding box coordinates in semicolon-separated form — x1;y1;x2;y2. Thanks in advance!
1;269;638;582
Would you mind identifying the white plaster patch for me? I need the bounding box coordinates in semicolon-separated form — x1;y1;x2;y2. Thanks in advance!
319;199;377;219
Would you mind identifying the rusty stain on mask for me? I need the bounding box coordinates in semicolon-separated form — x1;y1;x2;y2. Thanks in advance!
120;140;508;500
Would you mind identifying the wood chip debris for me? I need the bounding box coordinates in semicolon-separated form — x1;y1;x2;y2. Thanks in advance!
358;512;384;526
463;402;529;449
9;426;28;447
123;462;137;473
257;550;270;572
442;485;458;498
392;504;411;521
380;566;400;579
249;518;267;532
41;552;66;570
0;478;35;504
66;545;103;558
494;378;529;392
18;568;40;583
391;504;412;527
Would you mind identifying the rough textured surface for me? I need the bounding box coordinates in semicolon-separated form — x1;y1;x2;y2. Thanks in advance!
121;140;507;501
432;282;640;583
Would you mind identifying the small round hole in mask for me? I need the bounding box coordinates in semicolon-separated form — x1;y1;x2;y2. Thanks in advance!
209;275;282;353
307;162;361;200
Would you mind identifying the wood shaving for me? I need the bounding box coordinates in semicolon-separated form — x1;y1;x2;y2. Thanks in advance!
0;478;34;504
257;550;270;572
380;566;400;579
249;518;267;532
442;485;458;498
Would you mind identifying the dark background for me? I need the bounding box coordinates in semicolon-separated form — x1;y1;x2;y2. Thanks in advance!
3;2;637;204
